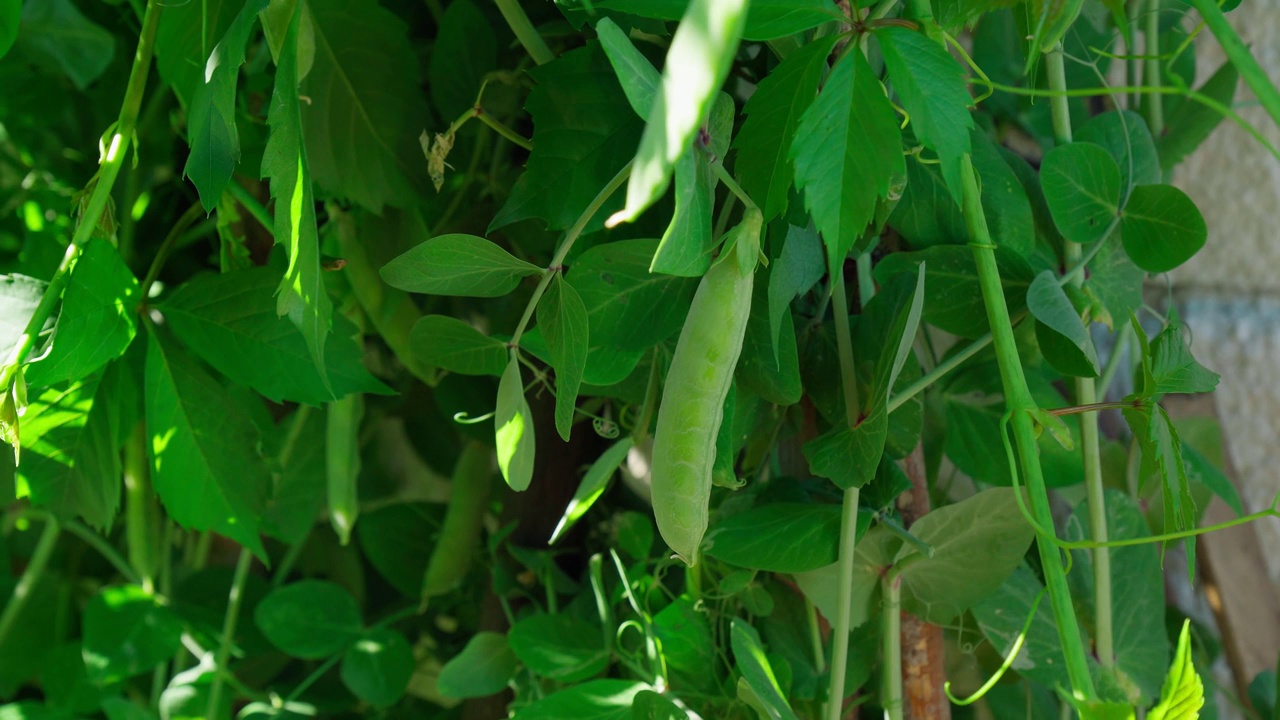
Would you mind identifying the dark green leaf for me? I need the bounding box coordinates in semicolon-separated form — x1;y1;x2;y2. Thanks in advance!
16;0;113;90
40;643;99;715
730;620;798;720
382;234;541;297
632;690;687;719
539;275;590;440
1076;110;1161;190
704;503;840;573
550;438;634;544
25;240;138;388
303;0;426;211
357;502;443;598
184;0;269;211
512;680;648;720
254;580;362;659
654;597;714;674
83;586;184;685
737;271;802;406
735;36;836;221
261;407;326;545
145;331;270;558
428;0;496;120
1027;270;1100;377
792;49;904;264
495;353;535;491
803;404;888;490
1086;236;1144;328
1120;184;1206;273
596;17;660;120
340;628;414;708
767;225;823;365
1122;403;1197;566
409;315;508;377
155;0;236;105
615;0;747;224
491;43;642;232
262;8;331;389
0;0;19;60
508;614;609;682
567;239;698;352
877;26;973;202
597;0;833;40
1159;60;1238;170
1041;142;1122;245
1148;621;1206;720
162;266;390;404
437;632;517;699
1148;312;1219;396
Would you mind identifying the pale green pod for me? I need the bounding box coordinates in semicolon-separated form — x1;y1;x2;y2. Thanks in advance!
650;214;758;566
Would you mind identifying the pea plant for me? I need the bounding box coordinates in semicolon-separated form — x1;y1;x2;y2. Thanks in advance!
2;0;1278;717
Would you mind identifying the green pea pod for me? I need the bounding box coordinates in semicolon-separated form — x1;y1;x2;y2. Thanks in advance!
422;441;493;599
650;211;759;566
327;393;365;545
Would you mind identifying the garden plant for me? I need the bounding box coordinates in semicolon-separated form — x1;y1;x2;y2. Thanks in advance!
1;0;1279;717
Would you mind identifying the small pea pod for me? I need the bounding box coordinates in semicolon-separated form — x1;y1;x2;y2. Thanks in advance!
422;441;493;599
327;392;364;545
650;209;760;566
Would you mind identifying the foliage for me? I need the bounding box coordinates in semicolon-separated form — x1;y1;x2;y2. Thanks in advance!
0;0;1270;718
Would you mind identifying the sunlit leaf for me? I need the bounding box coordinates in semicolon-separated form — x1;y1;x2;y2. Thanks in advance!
495;353;535;492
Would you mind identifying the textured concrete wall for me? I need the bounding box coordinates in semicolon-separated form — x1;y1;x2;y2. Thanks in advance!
1169;1;1280;585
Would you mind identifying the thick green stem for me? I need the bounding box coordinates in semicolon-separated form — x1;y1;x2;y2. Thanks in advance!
0;0;162;390
1048;43;1114;670
1188;0;1280;129
0;517;60;648
1144;0;1164;137
882;576;903;720
493;0;554;65
205;549;253;720
124;422;155;592
825;262;864;720
960;154;1096;700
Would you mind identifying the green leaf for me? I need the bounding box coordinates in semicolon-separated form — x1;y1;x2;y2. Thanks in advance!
409;315;508;377
381;234;543;298
491;43;642;232
1076;110;1161;190
767;225;823;366
1120;184;1207;273
356;502;443;598
540;275;590;441
428;0;496;120
326;392;362;545
730;620;798;720
1148;311;1219;396
508;614;609;682
155;0;236;105
83;586;184;685
1159;60;1238;170
1086;235;1144;328
632;690;688;719
437;632;518;699
261;407;326;545
1041;142;1122;245
598;0;837;41
0;0;19;60
184;0;269;211
1027;270;1100;377
737;271;802;406
17;368;123;530
894;488;1034;624
158;666;232;720
567;239;698;352
1122;403;1197;566
0;274;45;361
161;266;390;404
303;0;426;211
596;17;661;121
340;628;414;708
653;597;714;674
512;680;648;720
1148;621;1206;720
254;580;362;659
614;0;747;224
16;0;114;90
1065;490;1167;704
495;353;535;492
802;403;888;490
877;26;973;202
145;331;270;558
792;519;888;629
734;36;836;221
1182;441;1243;517
791;48;904;264
973;565;1082;691
550;438;634;544
25;240;138;388
873;246;1035;339
40;643;99;715
704;504;840;573
262;7;331;390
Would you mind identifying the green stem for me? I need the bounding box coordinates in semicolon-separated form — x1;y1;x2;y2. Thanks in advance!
0;517;60;649
1188;0;1280;132
510;161;631;346
1144;0;1164;137
712;162;760;213
205;549;253;720
226;181;273;234
1047;48;1114;669
140;202;203;302
476;111;533;151
61;520;138;584
0;0;163;391
493;0;554;65
882;576;903;720
124;422;154;591
806;598;826;676
960;153;1095;700
856;252;875;309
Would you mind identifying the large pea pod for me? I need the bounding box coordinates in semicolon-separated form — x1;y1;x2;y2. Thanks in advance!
421;440;493;600
650;210;760;566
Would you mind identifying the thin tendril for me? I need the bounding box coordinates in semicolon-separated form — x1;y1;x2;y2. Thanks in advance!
946;586;1049;705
